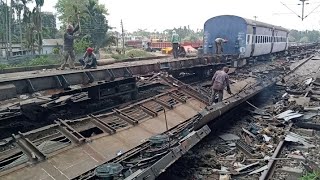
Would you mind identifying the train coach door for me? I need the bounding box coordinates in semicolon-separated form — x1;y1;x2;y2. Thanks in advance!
270;27;275;53
250;26;256;57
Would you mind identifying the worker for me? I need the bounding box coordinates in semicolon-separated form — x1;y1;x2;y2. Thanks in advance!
211;67;232;104
59;23;80;70
171;30;180;59
215;38;228;63
79;47;97;69
178;44;186;57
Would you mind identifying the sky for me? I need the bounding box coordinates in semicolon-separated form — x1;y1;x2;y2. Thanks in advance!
39;0;320;32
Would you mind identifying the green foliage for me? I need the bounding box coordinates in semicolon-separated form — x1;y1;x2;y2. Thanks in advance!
18;56;58;66
290;30;320;43
56;0;110;50
0;64;10;70
53;47;61;55
74;38;92;54
130;27;203;42
126;49;152;57
111;54;127;60
300;171;320;180
111;49;154;60
0;56;60;70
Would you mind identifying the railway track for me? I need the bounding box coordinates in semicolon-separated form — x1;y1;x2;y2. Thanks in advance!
0;44;318;179
160;48;320;180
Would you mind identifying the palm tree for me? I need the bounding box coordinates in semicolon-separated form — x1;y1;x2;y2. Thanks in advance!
34;0;44;54
12;0;24;45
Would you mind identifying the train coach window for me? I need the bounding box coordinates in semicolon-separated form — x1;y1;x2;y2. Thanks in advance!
259;36;262;43
247;35;250;44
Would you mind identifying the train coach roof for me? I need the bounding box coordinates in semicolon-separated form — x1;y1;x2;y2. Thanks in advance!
206;15;289;32
243;17;289;32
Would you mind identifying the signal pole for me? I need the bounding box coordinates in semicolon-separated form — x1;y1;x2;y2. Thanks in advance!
120;20;125;54
253;16;258;21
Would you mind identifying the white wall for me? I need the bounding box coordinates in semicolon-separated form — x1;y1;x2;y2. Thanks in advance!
42;46;54;54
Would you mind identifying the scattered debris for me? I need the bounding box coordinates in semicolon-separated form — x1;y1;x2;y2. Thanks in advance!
219;133;240;141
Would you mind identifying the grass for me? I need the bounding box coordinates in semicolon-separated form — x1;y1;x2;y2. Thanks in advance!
0;56;60;70
111;49;154;60
300;171;320;180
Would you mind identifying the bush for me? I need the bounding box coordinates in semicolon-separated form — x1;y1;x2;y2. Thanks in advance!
111;49;154;60
125;49;153;58
0;64;9;70
15;56;59;67
74;38;92;54
53;47;61;55
111;54;128;60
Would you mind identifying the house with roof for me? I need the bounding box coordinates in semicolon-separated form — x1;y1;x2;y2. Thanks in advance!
42;39;63;54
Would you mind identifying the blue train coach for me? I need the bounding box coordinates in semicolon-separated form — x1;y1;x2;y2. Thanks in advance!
203;15;290;58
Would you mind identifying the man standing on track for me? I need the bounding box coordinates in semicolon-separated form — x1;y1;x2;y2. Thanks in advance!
171;30;180;59
59;23;80;70
211;67;232;103
215;37;228;63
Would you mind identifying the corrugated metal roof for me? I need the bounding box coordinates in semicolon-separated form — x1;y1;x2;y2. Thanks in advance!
42;39;63;46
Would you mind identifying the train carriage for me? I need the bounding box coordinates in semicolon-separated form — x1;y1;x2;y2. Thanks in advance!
203;15;289;58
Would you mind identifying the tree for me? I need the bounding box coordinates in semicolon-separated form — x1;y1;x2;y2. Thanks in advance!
56;0;110;50
0;1;9;46
42;12;58;38
300;36;309;43
12;0;24;44
289;30;320;43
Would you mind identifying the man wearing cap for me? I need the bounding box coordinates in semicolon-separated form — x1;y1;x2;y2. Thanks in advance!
215;37;228;63
171;30;180;59
79;47;97;69
59;23;80;70
211;67;232;103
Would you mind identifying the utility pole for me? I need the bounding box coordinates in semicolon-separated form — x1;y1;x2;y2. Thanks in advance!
300;0;307;21
280;0;316;21
120;20;125;54
253;16;258;21
8;0;12;57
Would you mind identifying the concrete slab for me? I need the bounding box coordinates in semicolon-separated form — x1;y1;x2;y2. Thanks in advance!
287;154;306;162
279;166;304;178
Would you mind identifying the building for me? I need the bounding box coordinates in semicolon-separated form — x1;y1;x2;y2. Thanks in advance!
42;39;63;54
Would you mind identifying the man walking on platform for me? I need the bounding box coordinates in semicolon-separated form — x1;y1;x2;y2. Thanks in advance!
211;67;232;103
171;30;180;59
